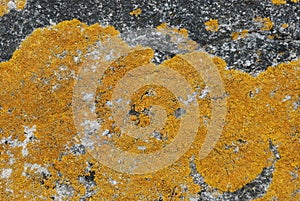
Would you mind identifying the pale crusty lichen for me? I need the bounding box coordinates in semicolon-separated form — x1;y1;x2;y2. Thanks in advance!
0;0;26;16
0;19;299;200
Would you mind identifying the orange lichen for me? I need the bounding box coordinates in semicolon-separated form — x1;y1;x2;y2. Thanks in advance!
274;0;299;3
205;18;219;32
0;0;26;16
241;29;249;38
231;29;249;40
0;19;299;200
271;0;287;4
231;32;239;40
281;23;289;29
130;8;142;17
255;17;274;31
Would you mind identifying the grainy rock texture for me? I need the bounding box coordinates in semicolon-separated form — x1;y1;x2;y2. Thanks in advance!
0;0;299;74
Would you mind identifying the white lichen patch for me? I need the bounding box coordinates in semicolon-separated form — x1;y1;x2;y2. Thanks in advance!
199;86;210;99
102;129;110;137
81;92;95;102
73;50;82;64
54;182;75;200
1;168;12;179
282;95;291;102
51;83;61;92
106;100;113;107
178;91;199;107
293;100;300;110
0;125;38;157
137;146;146;151
22;163;50;177
81;120;100;135
22;125;38;156
189;195;200;201
109;179;117;185
7;1;17;10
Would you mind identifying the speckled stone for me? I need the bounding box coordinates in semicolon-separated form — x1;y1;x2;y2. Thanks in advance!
0;0;299;74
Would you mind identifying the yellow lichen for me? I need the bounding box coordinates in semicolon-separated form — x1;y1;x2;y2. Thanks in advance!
130;8;142;17
231;32;239;40
241;29;249;38
205;19;219;32
271;0;287;4
231;29;248;40
272;0;299;4
0;19;299;200
282;23;289;29
255;17;274;31
0;0;26;16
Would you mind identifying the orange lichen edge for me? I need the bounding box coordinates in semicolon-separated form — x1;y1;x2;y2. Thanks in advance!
157;22;189;38
205;18;219;32
156;23;198;52
0;0;27;16
0;19;299;200
130;8;142;17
